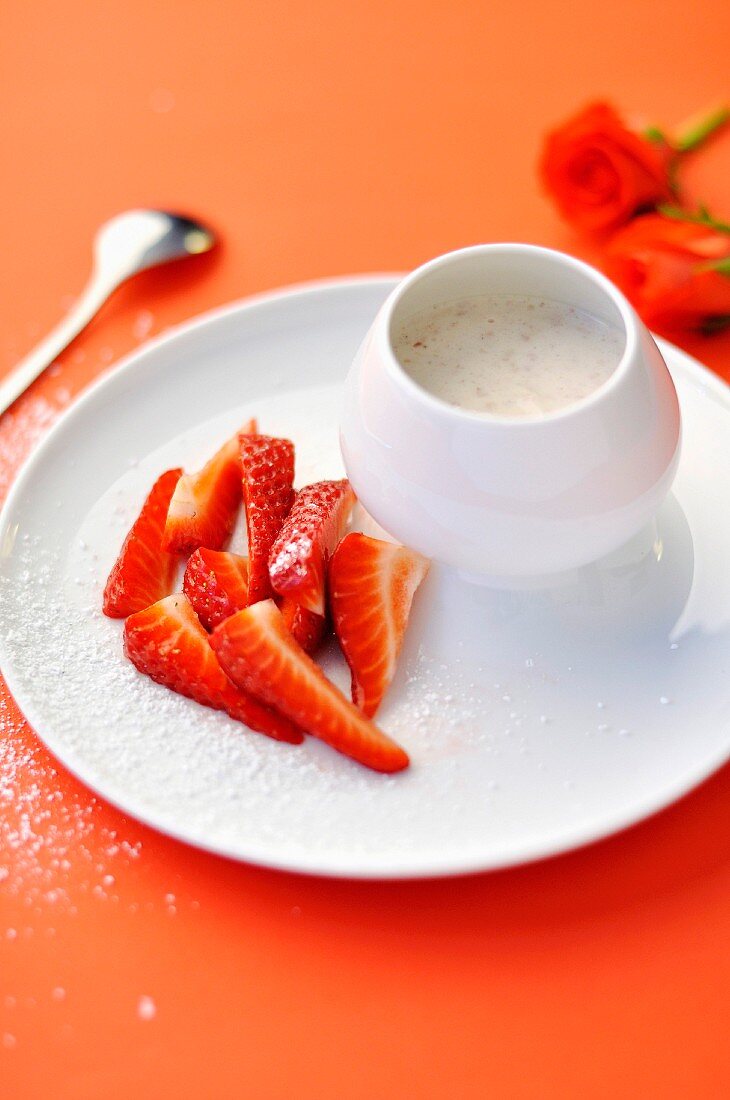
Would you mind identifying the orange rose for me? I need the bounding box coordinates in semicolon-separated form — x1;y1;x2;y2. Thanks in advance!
540;102;673;233
605;211;730;332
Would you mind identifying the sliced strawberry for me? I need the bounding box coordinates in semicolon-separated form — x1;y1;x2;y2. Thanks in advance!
268;480;355;616
279;598;326;655
329;534;429;717
162;418;257;555
240;434;295;604
103;467;183;618
183;547;326;651
183;548;250;632
124;594;302;744
212;600;409;773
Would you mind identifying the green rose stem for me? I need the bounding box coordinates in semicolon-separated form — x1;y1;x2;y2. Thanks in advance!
643;105;729;154
653;204;730;329
637;106;730;331
673;104;730;153
706;257;730;277
658;204;730;234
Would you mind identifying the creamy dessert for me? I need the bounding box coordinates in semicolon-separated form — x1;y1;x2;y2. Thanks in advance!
393;293;624;418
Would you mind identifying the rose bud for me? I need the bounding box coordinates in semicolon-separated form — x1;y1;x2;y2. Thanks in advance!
605;209;730;332
540;102;673;233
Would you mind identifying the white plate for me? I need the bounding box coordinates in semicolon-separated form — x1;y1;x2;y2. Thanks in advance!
0;278;728;879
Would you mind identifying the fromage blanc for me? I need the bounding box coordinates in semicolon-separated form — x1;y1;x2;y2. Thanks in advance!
394;293;624;418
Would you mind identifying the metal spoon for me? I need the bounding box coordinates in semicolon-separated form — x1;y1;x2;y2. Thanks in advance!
0;209;216;416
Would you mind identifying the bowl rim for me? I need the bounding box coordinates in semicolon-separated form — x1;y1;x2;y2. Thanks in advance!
378;242;642;429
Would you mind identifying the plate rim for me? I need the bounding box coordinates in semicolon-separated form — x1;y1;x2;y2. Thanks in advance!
1;275;729;880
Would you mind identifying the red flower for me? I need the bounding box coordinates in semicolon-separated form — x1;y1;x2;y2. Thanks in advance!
606;211;730;331
540;102;673;233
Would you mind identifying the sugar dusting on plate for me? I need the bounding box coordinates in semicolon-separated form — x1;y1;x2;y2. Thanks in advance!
0;387;517;877
1;373;712;880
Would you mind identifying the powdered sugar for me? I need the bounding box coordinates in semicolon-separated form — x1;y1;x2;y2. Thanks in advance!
0;392;71;502
0;282;727;876
137;994;156;1020
1;387;527;871
0;698;145;911
1;384;700;874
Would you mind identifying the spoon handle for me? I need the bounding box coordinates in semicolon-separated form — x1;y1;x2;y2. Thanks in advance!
0;270;120;416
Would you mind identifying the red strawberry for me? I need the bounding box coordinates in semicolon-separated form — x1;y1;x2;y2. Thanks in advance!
103;468;182;618
162;419;257;555
329;534;429;717
183;548;250;631
183;548;325;651
280;598;326;655
240;434;295;604
211;600;409;773
268;480;355;616
124;594;302;744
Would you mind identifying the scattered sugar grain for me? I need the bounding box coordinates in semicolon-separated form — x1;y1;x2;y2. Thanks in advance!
133;311;154;341
5;397;641;870
0;646;147;910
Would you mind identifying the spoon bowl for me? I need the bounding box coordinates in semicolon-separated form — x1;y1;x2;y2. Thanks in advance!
93;209;216;282
0;208;217;416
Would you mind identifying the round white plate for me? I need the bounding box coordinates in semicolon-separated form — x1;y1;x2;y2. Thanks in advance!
0;278;728;878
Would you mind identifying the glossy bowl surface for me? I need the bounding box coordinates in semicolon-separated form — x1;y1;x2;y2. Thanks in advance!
341;244;681;577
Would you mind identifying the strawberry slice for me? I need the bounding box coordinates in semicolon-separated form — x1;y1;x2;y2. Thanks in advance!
183;548;250;632
183;547;325;651
124;594;302;744
268;480;355;616
279;598;326;655
329;534;429;717
162;419;257;555
103;467;183;618
240;434;295;604
211;600;409;773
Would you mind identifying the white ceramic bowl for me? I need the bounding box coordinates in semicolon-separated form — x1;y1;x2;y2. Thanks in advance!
340;244;681;578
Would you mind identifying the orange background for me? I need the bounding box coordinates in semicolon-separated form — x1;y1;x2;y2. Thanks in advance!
1;2;729;1097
